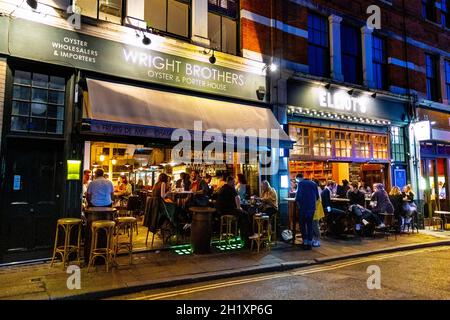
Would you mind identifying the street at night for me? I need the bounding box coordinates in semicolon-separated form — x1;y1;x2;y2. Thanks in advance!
114;246;450;300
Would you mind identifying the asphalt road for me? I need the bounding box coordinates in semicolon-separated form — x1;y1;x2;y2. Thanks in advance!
110;246;450;300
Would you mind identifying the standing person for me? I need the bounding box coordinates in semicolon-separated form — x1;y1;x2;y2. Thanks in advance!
236;174;248;203
347;181;366;207
189;170;209;207
295;173;319;250
312;179;324;247
86;169;114;207
321;181;347;222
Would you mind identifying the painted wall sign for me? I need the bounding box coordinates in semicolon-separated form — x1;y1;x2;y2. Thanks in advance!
4;17;266;102
287;80;408;122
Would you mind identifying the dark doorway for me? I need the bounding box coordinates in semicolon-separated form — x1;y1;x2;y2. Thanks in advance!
1;139;63;263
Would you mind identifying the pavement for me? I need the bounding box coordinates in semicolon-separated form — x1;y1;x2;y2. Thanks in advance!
0;229;450;300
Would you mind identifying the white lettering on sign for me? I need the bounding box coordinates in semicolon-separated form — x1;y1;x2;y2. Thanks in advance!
316;88;368;114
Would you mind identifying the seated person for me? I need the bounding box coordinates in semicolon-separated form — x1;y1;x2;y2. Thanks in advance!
86;169;114;208
349;204;385;230
389;186;404;231
371;183;394;214
216;176;251;245
259;180;278;216
336;180;350;198
116;176;132;197
321;181;346;223
189;170;210;207
347;181;366;207
236;174;248;203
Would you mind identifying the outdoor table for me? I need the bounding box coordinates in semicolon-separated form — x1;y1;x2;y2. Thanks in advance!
331;197;350;212
189;207;216;254
83;207;117;262
285;198;299;244
435;211;450;230
168;190;193;208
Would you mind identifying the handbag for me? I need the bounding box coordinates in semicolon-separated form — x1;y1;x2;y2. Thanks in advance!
313;199;324;221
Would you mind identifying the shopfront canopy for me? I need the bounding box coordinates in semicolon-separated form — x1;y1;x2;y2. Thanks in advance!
83;79;293;148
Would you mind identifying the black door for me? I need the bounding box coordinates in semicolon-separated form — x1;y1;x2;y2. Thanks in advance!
1;139;63;263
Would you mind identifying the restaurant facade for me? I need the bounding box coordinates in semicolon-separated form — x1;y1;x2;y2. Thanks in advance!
0;1;291;264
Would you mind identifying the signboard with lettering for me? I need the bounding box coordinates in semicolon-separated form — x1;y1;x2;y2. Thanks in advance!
287;80;408;123
5;17;266;102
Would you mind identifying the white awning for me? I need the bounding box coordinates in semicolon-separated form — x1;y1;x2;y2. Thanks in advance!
83;79;292;147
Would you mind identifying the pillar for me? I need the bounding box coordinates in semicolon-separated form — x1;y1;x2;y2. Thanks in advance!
328;15;344;82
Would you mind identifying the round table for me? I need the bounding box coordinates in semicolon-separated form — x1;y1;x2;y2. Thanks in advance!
83;207;117;263
189;207;216;254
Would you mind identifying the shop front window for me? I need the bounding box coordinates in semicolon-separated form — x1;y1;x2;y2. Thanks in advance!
313;129;332;157
354;133;370;158
290;126;311;156
75;0;123;24
372;135;388;159
11;70;65;135
335;131;352;158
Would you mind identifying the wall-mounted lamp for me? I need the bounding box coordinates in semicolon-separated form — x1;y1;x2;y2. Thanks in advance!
430;121;437;125
26;0;38;9
371;92;377;98
99;155;105;162
348;89;355;96
324;83;331;89
262;63;278;73
142;33;151;45
203;48;216;64
256;86;266;101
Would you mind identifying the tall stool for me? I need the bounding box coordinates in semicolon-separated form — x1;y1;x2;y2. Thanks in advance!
219;215;238;244
114;216;136;265
250;215;272;253
87;220;116;272
50;218;82;268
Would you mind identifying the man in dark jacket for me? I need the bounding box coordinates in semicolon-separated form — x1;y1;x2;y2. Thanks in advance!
295;174;319;250
347;182;366;207
321;181;347;235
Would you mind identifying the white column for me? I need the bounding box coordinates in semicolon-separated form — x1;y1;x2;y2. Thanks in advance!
361;26;376;88
191;0;210;47
328;15;344;82
439;56;449;104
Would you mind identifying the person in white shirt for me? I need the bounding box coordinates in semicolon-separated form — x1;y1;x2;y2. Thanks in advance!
86;169;114;207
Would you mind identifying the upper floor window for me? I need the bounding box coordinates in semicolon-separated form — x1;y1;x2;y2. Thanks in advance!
74;0;123;24
422;0;437;23
11;70;65;135
308;12;329;78
372;35;387;90
425;53;440;101
208;0;238;55
341;24;362;85
442;0;450;28
391;126;406;163
445;60;450;101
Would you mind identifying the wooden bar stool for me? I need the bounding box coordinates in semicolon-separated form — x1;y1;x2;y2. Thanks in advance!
87;220;116;272
250;215;272;252
114;216;136;265
219;215;238;244
50;218;82;269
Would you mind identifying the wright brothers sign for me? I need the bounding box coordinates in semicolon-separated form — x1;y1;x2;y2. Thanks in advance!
4;17;265;102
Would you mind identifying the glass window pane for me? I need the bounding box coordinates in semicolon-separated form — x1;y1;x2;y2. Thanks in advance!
49;90;65;105
99;0;122;24
168;0;189;37
14;71;31;85
31;103;47;117
11;116;29;131
12;101;30;116
49;76;65;90
145;0;167;31
75;0;98;19
13;85;31;100
47;106;64;120
222;17;236;55
32;73;48;88
208;12;221;51
32;88;48;103
29;118;46;132
47;120;64;134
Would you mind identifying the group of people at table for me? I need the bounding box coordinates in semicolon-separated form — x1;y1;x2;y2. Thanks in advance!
294;174;417;250
82;168;279;248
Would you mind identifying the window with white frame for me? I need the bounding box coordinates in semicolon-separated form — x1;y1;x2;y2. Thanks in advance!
391;126;406;162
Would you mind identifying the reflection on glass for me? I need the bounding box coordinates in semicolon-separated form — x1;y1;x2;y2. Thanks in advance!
11;116;28;131
29;118;46;132
49;76;65;90
13;85;31;100
32;73;48;88
49;91;65;105
32;88;48;103
12;101;30;116
14;71;31;85
31;103;47;117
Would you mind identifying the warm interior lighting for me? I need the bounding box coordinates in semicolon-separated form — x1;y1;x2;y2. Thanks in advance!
99;155;105;162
